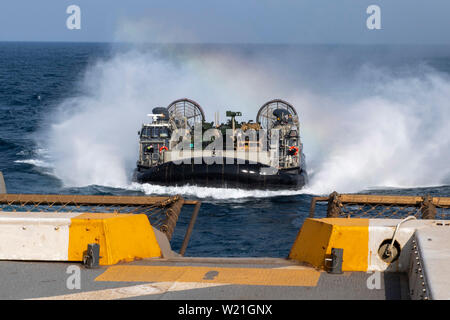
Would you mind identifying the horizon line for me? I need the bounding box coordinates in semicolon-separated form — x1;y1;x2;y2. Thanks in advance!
1;40;450;47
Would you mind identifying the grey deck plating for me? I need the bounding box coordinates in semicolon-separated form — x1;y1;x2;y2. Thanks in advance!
0;258;408;300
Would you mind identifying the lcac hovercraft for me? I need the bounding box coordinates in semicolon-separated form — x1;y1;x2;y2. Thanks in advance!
133;98;307;190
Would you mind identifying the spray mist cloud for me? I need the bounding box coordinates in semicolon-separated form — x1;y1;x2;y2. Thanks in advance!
44;45;450;196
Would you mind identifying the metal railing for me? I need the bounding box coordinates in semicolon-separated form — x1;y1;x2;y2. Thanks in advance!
309;191;450;220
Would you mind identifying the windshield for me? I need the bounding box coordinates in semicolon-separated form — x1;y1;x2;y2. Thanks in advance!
141;126;170;139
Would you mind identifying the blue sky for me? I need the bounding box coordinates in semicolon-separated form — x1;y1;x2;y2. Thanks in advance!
0;0;449;44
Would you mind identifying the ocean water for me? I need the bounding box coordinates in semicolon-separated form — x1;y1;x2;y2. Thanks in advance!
1;42;450;257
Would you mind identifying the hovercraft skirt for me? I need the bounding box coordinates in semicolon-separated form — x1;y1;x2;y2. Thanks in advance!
134;158;307;190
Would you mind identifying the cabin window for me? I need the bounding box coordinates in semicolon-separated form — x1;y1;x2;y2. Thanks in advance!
141;127;170;138
159;127;169;138
141;127;152;138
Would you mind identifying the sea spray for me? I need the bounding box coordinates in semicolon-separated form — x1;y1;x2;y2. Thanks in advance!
36;45;450;196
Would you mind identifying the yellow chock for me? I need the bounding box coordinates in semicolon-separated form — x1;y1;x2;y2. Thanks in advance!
289;218;369;272
68;213;162;265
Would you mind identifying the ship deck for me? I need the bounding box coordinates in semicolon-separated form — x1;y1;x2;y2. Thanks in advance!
0;257;408;300
0;188;448;301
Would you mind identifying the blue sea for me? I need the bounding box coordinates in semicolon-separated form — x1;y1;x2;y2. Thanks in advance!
1;42;450;257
